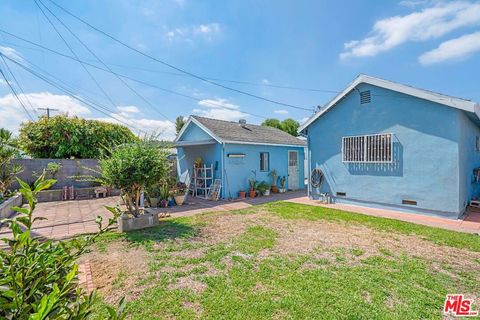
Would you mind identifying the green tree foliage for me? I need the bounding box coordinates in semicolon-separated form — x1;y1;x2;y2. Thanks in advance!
0;128;22;196
0;174;125;319
261;118;300;136
261;118;282;130
18;115;138;159
175;116;186;134
99;140;170;216
280;118;300;136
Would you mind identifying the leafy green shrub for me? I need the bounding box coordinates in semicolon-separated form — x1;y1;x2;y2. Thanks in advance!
18;115;138;159
0;128;22;197
99;140;170;216
0;174;124;319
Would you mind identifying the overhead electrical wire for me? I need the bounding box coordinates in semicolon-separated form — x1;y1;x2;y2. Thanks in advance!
1;53;144;132
36;0;173;123
0;29;268;120
0;64;34;121
45;0;313;112
33;0;120;113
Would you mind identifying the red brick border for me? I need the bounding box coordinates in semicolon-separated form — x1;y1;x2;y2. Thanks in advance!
78;260;95;293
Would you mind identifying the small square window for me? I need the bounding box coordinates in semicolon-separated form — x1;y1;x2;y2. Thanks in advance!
260;152;269;171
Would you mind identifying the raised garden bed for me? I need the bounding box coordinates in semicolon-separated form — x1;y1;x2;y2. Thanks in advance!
118;212;159;232
0;194;22;220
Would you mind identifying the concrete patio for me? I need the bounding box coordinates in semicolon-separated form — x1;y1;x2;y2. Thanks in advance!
1;190;479;242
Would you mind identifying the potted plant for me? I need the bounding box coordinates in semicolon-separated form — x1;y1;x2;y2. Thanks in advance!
146;184;160;208
258;181;271;196
278;176;287;193
159;183;169;208
248;178;257;198
173;182;188;205
238;190;246;199
99;140;170;231
269;169;278;193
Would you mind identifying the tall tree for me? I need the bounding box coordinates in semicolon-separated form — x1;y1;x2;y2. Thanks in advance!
280;118;300;136
175;116;186;134
261;118;282;130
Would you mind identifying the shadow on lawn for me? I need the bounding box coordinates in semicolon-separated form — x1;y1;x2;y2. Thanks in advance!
122;220;198;245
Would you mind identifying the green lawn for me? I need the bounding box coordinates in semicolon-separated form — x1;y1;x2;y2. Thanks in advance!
89;202;480;319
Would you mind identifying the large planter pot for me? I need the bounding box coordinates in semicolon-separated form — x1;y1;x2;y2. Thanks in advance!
238;191;246;199
249;190;256;198
263;190;271;196
149;197;159;208
271;186;278;193
174;194;186;206
279;188;286;193
118;212;159;232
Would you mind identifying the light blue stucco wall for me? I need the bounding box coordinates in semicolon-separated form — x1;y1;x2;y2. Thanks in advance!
222;143;306;199
307;83;475;219
176;121;306;199
458;112;480;213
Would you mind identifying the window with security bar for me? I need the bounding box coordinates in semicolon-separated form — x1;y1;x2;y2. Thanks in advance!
342;133;393;163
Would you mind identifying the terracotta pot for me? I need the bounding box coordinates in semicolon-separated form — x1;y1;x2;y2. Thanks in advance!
174;194;186;205
271;186;278;193
249;190;256;198
238;191;246;199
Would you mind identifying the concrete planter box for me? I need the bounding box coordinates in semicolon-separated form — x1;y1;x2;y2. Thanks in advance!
118;212;159;232
0;194;23;220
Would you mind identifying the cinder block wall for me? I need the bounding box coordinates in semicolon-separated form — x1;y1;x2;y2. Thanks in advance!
10;159;101;190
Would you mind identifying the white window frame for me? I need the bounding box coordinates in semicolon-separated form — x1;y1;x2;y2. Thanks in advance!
342;133;393;163
260;152;269;171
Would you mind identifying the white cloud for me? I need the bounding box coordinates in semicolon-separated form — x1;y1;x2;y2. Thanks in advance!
164;23;222;42
0;92;91;132
117;105;140;113
0;46;23;62
261;79;271;85
419;30;480;64
194;98;248;121
274;109;288;115
340;1;480;59
0;79;7;86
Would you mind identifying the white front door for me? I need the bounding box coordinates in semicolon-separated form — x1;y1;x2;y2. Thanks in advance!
288;150;299;190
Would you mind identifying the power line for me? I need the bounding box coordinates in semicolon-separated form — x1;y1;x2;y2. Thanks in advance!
45;0;313;112
33;0;120;113
0;54;38;116
0;65;34;120
36;0;173;123
0;29;268;120
1;53;144;132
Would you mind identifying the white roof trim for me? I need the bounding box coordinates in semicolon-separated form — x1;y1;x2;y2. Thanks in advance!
174;139;217;147
224;140;306;148
174;116;223;144
299;74;479;132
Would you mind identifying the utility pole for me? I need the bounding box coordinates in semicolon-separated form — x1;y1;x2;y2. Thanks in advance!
37;107;59;119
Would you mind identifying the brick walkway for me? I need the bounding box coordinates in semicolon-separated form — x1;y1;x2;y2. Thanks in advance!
1;191;479;241
286;197;480;234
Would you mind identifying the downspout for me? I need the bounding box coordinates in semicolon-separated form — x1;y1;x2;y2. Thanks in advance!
307;135;311;199
221;143;226;199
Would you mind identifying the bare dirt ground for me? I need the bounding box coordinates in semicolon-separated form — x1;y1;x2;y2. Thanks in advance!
81;209;480;304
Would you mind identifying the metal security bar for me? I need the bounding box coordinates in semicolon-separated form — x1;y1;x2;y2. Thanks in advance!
342;133;393;163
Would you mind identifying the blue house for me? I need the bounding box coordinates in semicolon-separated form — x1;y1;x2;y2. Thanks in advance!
175;115;306;199
299;75;480;219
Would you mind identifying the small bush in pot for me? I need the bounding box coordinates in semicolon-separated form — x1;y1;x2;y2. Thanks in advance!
258;181;271;196
248;178;258;198
172;182;188;205
99;140;169;216
269;169;278;193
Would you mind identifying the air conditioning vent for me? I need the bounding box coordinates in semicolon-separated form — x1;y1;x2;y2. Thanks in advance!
402;199;417;206
360;90;371;104
336;192;346;197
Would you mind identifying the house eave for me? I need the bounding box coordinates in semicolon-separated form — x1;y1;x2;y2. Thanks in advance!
223;140;306;148
298;74;478;133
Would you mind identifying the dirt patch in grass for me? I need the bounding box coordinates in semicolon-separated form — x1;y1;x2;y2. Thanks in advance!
168;275;207;293
81;241;150;304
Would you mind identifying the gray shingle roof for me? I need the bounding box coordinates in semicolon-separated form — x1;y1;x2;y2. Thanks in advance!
192;116;306;146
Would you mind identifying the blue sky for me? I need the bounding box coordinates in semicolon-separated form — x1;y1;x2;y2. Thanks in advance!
0;0;479;140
